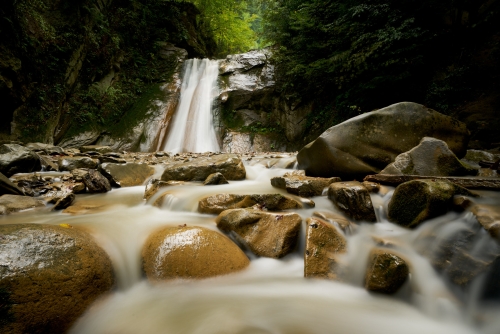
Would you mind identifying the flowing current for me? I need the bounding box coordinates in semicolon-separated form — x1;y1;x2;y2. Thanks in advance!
162;58;221;153
2;156;499;334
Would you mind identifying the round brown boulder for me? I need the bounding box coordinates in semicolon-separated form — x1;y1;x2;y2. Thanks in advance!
142;226;249;280
0;224;114;334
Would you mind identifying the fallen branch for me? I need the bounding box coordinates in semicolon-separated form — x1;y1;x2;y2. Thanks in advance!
363;174;500;190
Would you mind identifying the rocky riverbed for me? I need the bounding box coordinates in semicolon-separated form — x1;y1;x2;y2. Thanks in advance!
1;102;500;333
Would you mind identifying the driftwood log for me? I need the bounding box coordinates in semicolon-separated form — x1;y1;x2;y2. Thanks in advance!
364;174;500;190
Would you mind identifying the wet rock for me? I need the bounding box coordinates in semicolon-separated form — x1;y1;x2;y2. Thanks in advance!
312;211;356;234
469;204;500;240
38;154;59;172
304;217;347;279
204;172;229;185
82;169;111;193
161;154;245;182
198;193;309;215
461;149;500;169
362;181;381;193
100;162;154;187
0;144;41;177
51;193;75;210
297;102;470;178
381;137;477;176
365;249;409;294
0;171;25;195
216;208;302;258
142;226;249;280
271;174;341;197
98;155;127;164
0;195;45;215
58;156;98;171
327;181;376;222
0;224;114;333
80;145;113;154
388;179;477;228
144;179;182;200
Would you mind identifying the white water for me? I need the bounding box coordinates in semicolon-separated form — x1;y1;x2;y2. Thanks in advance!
161;58;221;153
2;158;500;333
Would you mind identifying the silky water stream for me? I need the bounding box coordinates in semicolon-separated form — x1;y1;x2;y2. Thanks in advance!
2;156;499;333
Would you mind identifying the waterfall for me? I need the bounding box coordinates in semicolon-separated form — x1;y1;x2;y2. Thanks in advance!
161;58;221;153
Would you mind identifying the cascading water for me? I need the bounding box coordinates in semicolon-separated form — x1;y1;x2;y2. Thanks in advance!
161;58;221;153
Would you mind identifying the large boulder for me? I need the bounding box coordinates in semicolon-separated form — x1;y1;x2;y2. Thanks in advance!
0;224;114;333
365;249;409;294
271;174;341;197
99;162;154;187
198;193;310;215
216;208;302;258
327;181;376;222
82;169;112;193
297;102;470;178
388;179;476;228
142;226;249;280
381;137;477;176
161;154;245;182
0;172;25;195
203;172;229;185
0;144;41;177
304;217;347;279
0;194;45;215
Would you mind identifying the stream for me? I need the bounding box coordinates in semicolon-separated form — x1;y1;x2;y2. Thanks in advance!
2;155;499;333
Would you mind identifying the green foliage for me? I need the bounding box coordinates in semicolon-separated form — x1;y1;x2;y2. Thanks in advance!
187;0;258;56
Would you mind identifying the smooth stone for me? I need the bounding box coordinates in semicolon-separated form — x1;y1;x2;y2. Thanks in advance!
365;249;409;294
100;162;154;187
0;224;114;333
58;156;98;171
144;179;184;200
142;226;249;280
82;169;111;193
0;194;45;215
198;193;310;215
203;172;229;185
304;217;347;279
388;179;476;228
216;208;302;258
327;181;376;222
161;154;245;182
312;211;356;234
0;144;41;177
271;174;341;197
297;102;470;178
0;171;25;195
381;137;477;176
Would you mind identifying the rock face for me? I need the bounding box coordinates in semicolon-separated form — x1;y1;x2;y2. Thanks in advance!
0;144;41;177
161;154;245;182
0;224;114;334
198;194;308;215
142;226;249;280
203;172;229;185
304;217;347;279
58;156;98;171
216;209;302;258
222;131;287;153
388;179;476;228
365;249;409;294
271;174;341;197
297;102;470;178
100;162;154;187
381;137;477;176
327;181;376;222
0;195;45;215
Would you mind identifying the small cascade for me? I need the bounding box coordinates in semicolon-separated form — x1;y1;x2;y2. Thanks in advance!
161;58;220;153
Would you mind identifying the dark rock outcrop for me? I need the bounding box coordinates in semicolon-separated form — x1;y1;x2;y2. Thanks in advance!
297;102;470;178
82;169;111;193
0;144;41;177
365;249;409;294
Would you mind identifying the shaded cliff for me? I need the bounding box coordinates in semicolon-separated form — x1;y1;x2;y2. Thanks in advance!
0;0;215;145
